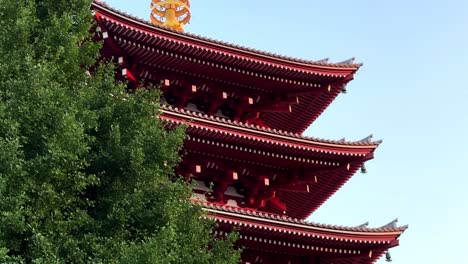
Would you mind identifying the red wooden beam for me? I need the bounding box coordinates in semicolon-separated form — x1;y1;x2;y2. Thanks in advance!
254;104;292;113
121;68;138;83
268;196;287;212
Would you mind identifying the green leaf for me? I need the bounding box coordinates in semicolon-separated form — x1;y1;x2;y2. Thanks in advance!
0;0;239;263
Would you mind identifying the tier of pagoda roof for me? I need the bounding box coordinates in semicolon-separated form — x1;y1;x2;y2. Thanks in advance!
161;104;381;152
92;1;361;71
199;202;405;264
161;104;377;218
92;0;362;133
95;11;357;80
202;203;407;234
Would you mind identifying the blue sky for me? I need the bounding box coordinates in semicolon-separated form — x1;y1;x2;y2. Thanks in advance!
104;1;468;263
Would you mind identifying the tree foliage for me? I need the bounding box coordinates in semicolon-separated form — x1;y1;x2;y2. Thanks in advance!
0;0;240;263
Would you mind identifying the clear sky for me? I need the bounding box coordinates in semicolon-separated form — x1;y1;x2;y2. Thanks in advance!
103;1;468;263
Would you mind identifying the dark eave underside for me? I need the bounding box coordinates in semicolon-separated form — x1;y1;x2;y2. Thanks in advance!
162;106;379;218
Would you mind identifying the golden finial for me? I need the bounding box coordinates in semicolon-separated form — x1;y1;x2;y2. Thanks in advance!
150;0;191;32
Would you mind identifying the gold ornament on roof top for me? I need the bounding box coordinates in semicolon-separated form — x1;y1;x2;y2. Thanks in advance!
150;0;191;32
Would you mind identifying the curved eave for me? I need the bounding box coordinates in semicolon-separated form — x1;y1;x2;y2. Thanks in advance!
202;204;406;239
160;105;381;154
204;204;406;264
91;1;361;75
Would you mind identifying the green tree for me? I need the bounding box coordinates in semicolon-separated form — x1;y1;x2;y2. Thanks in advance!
0;0;240;263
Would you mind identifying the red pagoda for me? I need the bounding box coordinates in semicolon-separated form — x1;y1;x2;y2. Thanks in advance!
92;1;407;263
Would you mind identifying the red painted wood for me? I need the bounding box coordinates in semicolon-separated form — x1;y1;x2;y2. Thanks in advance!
90;2;405;263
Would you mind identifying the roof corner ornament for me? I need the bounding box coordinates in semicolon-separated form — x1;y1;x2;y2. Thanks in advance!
381;218;398;229
150;0;191;32
385;250;392;262
360;163;367;174
357;221;369;228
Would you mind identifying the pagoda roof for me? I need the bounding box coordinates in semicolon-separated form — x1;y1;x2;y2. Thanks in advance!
202;203;407;234
199;202;406;264
161;104;381;151
162;105;380;218
92;1;363;133
92;1;361;71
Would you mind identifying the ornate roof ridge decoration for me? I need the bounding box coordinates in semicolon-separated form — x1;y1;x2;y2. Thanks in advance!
160;104;383;147
357;221;370;228
380;218;399;229
92;0;363;69
200;202;408;233
150;0;191;32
